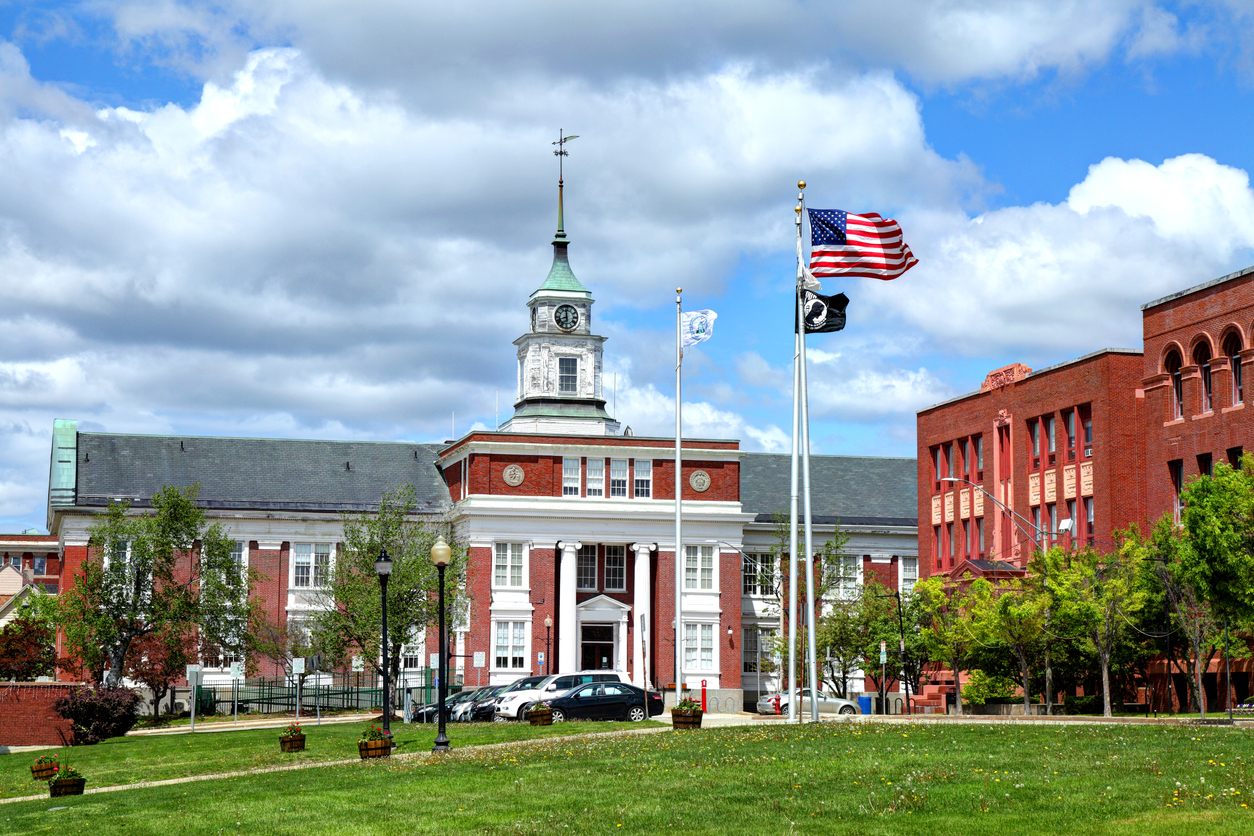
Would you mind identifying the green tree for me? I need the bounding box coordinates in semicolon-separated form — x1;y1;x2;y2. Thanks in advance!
1178;460;1254;627
58;485;257;688
915;573;980;713
970;576;1046;711
307;485;468;717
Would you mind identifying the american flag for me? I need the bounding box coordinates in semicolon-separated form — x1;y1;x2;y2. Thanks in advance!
807;209;917;280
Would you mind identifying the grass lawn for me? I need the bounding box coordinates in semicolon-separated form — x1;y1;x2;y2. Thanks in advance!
2;721;1252;834
0;719;663;799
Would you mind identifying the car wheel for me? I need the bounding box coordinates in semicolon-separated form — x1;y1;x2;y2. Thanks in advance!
492;713;508;723
550;708;567;722
518;703;533;719
627;705;647;722
839;705;856;715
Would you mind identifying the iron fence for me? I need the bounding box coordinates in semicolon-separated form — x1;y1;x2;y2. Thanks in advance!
192;668;445;715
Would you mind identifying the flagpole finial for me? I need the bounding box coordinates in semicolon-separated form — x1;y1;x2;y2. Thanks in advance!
676;287;682;293
798;180;806;190
794;206;802;213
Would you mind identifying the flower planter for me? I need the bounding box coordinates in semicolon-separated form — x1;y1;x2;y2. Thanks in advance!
49;778;86;798
671;709;703;730
31;763;58;780
528;708;554;726
279;734;306;753
358;739;392;759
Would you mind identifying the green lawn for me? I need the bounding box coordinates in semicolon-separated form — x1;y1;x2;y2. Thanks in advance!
2;721;1252;834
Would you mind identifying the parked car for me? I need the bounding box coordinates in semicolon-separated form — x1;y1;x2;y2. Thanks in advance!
464;684;511;722
412;688;476;723
756;688;860;715
472;675;547;721
545;682;664;722
494;670;633;721
451;686;499;722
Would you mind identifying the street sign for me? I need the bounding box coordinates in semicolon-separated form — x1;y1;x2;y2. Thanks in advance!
229;663;244;681
473;651;485;668
429;653;439;669
879;641;887;665
185;664;201;686
292;658;305;675
537;651;545;666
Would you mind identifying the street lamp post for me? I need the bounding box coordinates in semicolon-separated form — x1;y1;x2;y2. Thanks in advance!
544;616;553;674
431;535;452;753
375;547;393;738
874;591;911;715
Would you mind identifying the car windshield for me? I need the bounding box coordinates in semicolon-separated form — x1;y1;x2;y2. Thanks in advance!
502;676;546;694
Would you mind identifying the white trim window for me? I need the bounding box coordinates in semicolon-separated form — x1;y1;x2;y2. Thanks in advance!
494;621;527;670
742;553;775;596
586;458;605;497
293;543;331;588
633;460;652;498
900;556;918;596
562;457;581;496
604;545;626;591
684;623;715;671
685;545;714;590
558;357;578;394
32;555;47;575
577;545;598;590
834;555;860;599
494;542;525;588
610;459;628;497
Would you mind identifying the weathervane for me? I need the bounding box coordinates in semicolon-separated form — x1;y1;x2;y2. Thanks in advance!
551;129;579;237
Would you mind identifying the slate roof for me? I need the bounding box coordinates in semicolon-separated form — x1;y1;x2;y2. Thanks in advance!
739;453;917;527
72;433;450;513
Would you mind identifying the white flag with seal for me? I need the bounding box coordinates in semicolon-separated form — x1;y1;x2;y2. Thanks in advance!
680;310;717;347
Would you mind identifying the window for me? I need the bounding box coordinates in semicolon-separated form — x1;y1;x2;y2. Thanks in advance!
834;555;860;598
1225;332;1244;406
684;623;714;671
33;555;47;575
562;457;581;496
1030;420;1040;468
946;523;955;568
685;545;714;590
494;542;524;587
586;458;605;497
1065;410;1076;461
933;526;942;571
932;447;942;487
960;438;970;477
1047;503;1058;544
1228;446;1244;469
1169;460;1183;523
976;517;985;555
1081;405;1093;457
1084;497;1095;547
230;540;246;569
1066;499;1076;540
1166;350;1184;420
1194;342;1213;413
2;554;15;569
633;459;652;498
900;556;918;595
743;626;775;673
610;459;628;497
1046;415;1056;464
1198;453;1213;478
973;435;984;479
742;553;775;596
1031;506;1042;544
293;543;331;588
604;545;626;591
558;357;578;394
495;621;526;669
402;645;423;669
944;443;954;478
577;545;597;590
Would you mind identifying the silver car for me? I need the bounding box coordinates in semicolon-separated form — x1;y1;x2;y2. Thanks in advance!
756;688;860;715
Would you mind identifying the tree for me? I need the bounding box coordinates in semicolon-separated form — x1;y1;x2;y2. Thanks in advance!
970;576;1046;711
124;626;195;721
58;485;257;688
307;485;468;718
0;612;57;681
1178;459;1254;627
915;573;980;713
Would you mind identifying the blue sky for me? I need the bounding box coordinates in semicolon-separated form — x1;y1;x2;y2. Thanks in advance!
4;1;1254;533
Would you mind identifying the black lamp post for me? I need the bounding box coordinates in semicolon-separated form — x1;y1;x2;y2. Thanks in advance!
431;535;452;752
375;546;393;737
544;616;553;674
874;590;911;716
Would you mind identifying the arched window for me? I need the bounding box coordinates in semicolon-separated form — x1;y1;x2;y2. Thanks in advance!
1165;350;1183;420
1224;332;1243;406
1193;342;1213;413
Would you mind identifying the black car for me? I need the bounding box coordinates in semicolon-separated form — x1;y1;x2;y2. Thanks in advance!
466;685;509;722
411;688;476;723
545;682;664;722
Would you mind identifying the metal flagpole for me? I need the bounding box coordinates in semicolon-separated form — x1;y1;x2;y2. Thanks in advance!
675;287;684;713
788;286;801;723
797;185;820;723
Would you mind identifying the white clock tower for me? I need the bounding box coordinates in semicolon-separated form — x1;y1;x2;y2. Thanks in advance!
501;173;620;435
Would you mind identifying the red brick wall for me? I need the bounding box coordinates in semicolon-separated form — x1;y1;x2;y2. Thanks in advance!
719;549;742;689
654;550;677;687
248;542;288;678
465;545;493;679
653;459;739;501
0;683;78;746
530;547;557;675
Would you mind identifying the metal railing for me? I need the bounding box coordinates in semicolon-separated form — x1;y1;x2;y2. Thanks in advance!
191;669;446;716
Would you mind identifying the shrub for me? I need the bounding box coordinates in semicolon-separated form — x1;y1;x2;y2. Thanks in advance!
1063;694;1103;715
672;697;702;712
962;670;1020;706
53;686;142;745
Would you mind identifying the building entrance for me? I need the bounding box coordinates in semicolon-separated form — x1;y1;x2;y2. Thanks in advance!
580;624;614;670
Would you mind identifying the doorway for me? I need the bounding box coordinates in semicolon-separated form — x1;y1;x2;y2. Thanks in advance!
580;624;614;670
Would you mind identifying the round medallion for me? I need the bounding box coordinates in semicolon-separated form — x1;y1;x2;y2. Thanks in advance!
554;304;579;331
503;464;525;487
689;470;711;493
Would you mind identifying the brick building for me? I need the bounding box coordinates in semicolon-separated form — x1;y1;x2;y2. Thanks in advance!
44;200;918;707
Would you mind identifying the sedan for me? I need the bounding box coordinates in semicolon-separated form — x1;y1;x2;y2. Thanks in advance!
412;688;477;723
545;682;664;722
756;688;860;716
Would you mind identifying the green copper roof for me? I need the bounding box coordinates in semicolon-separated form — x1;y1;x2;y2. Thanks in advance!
533;237;589;296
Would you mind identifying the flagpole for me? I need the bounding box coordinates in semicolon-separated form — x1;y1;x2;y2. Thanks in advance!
797;184;820;723
788;269;801;725
674;287;684;715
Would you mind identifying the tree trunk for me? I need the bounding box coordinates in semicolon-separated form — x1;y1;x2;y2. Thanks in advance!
1100;646;1112;717
1019;652;1031;712
952;656;963;715
1194;652;1207;719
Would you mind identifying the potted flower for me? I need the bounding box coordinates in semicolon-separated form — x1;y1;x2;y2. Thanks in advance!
30;753;58;781
527;701;554;726
670;697;703;730
357;724;392;759
47;764;86;798
279;722;305;753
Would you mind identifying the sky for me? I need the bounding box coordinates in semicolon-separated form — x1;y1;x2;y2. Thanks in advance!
4;1;1254;534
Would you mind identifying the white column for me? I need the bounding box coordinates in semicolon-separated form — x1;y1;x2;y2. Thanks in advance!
617;612;629;673
557;540;581;673
632;543;655;687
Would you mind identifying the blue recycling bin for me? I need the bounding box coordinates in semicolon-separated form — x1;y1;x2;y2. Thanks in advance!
858;696;872;715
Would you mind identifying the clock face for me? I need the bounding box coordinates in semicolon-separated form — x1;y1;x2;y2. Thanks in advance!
554;304;579;331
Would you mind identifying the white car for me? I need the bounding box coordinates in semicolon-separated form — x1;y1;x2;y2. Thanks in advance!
756;688;860;715
494;670;632;721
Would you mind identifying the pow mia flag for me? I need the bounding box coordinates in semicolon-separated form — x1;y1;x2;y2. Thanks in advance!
796;289;849;334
